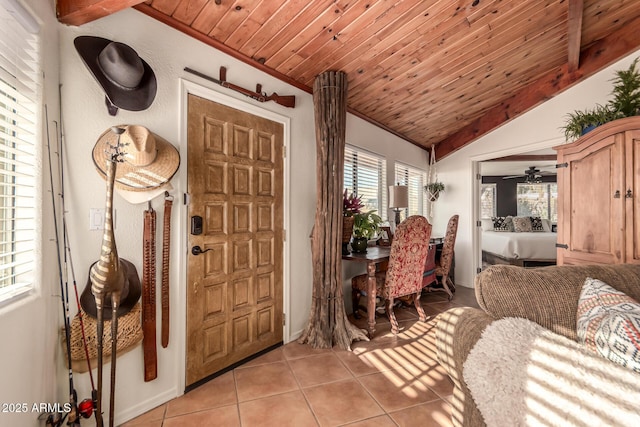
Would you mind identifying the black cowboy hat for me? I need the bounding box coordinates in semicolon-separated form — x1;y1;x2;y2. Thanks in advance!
80;258;142;320
74;36;157;112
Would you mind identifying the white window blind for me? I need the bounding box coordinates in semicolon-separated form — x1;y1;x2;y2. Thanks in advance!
480;183;497;218
517;183;558;222
0;3;40;302
394;162;426;218
344;145;387;221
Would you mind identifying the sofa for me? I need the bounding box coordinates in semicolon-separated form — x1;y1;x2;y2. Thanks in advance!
435;263;640;427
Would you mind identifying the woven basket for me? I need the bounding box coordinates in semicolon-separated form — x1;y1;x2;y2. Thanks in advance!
67;303;143;373
342;216;355;243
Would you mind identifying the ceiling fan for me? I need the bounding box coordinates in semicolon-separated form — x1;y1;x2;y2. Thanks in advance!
502;166;556;182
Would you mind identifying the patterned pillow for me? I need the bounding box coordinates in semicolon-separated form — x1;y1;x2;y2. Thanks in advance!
491;216;513;232
512;216;532;232
530;216;545;232
577;277;640;373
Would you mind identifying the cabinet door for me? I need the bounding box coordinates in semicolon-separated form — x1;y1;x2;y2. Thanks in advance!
558;134;625;265
626;130;640;263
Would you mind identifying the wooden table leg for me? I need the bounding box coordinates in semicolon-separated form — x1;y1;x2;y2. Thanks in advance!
366;261;377;338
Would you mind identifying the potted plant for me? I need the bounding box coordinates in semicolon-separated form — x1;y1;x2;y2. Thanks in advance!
424;181;445;202
351;210;382;253
563;58;640;141
342;190;364;254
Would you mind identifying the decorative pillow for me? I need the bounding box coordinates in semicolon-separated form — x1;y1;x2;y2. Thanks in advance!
491;216;513;232
577;277;640;373
481;218;494;231
530;216;545;232
512;216;532;232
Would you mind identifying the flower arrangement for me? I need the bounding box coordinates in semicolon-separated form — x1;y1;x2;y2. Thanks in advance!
343;189;364;217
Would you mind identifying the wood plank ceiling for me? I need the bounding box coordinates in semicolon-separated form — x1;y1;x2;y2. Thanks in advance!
57;0;640;159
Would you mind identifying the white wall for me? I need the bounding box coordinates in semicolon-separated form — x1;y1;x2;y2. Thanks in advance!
53;7;430;425
433;48;640;289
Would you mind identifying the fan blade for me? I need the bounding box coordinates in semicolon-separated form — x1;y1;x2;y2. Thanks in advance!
502;174;525;179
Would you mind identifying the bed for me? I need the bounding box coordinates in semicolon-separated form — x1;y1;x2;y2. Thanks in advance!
481;216;557;267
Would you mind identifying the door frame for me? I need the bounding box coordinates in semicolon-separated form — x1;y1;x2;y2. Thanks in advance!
469;137;561;280
176;79;291;391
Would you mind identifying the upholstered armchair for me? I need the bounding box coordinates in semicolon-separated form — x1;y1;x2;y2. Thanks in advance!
351;215;432;333
427;214;458;300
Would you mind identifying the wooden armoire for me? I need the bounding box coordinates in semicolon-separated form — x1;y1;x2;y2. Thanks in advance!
554;117;640;266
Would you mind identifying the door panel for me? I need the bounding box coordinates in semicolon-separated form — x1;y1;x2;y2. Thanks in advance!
626;130;640;263
186;94;284;386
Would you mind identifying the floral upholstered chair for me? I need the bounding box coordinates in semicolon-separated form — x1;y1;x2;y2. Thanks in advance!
351;215;432;333
427;214;458;300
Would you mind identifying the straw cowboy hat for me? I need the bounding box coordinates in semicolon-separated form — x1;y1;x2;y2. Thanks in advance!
92;125;180;193
80;258;141;320
74;36;157;112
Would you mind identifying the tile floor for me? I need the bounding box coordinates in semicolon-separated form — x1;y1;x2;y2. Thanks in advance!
123;287;479;427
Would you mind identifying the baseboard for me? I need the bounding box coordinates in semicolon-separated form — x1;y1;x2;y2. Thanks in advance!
114;387;178;426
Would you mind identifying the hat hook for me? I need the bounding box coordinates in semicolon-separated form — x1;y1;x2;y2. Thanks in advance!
105;96;119;116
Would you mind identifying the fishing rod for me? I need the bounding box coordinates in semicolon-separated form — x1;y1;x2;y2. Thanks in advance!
57;104;97;420
45;105;79;427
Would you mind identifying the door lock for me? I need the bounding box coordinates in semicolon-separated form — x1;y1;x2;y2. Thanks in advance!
191;245;212;256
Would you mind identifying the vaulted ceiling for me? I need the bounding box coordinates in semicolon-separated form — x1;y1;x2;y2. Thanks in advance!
57;0;640;159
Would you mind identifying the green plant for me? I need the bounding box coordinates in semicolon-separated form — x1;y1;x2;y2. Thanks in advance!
562;104;616;141
562;58;640;141
343;189;364;217
352;210;382;239
424;182;445;193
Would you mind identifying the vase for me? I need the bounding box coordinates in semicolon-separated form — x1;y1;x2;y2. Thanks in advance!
351;237;368;253
428;191;440;202
342;216;354;255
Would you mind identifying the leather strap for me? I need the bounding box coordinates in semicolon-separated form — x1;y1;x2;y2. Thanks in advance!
142;207;157;382
161;195;173;348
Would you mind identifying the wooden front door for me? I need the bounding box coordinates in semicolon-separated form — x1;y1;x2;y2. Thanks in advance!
186;94;284;386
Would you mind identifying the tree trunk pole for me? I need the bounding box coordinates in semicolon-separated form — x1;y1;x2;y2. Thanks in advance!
298;71;368;349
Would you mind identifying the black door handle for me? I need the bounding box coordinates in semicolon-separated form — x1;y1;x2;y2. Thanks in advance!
191;245;212;256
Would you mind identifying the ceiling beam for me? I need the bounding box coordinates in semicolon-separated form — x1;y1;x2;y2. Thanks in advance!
436;14;640;160
490;155;557;162
567;0;584;73
57;0;146;26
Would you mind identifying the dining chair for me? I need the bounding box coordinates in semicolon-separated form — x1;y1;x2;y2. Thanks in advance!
351;215;432;334
427;214;459;300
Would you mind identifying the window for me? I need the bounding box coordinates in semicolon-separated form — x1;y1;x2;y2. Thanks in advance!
0;4;40;302
517;183;558;222
394;163;427;218
480;183;497;218
344;145;387;221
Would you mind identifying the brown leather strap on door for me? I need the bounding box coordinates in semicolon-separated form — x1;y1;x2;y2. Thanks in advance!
142;206;157;382
161;195;173;348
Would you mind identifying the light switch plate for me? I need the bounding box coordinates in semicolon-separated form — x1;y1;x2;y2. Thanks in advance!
89;208;104;230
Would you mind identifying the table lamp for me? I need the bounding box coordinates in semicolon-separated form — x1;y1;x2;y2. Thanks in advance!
389;185;408;227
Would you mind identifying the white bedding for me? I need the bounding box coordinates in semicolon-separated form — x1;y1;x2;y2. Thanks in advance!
482;231;557;260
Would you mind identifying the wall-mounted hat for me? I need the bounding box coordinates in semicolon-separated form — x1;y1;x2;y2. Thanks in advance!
93;125;180;192
80;259;141;320
74;36;157;115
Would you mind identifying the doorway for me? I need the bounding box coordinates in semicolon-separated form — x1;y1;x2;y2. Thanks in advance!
185;93;284;387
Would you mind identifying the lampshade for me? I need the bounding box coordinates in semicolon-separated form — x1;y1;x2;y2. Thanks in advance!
389;185;408;209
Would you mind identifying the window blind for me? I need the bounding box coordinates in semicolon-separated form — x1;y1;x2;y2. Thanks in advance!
517;183;558;222
0;3;39;301
344;145;387;221
480;183;496;219
394;162;426;218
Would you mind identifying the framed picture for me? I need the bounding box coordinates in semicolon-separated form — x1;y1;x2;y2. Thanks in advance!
378;226;392;246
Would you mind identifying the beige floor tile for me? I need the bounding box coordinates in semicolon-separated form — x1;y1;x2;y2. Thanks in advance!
358;370;440;412
165;371;237;418
238;390;319;427
238;346;285;368
333;348;388;377
282;341;333;359
303;378;383;427
120;404;165;426
119;421;162;427
342;414;397;426
415;363;455;399
389;399;453;427
235;361;299;402
163;404;240;427
289;352;353;387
